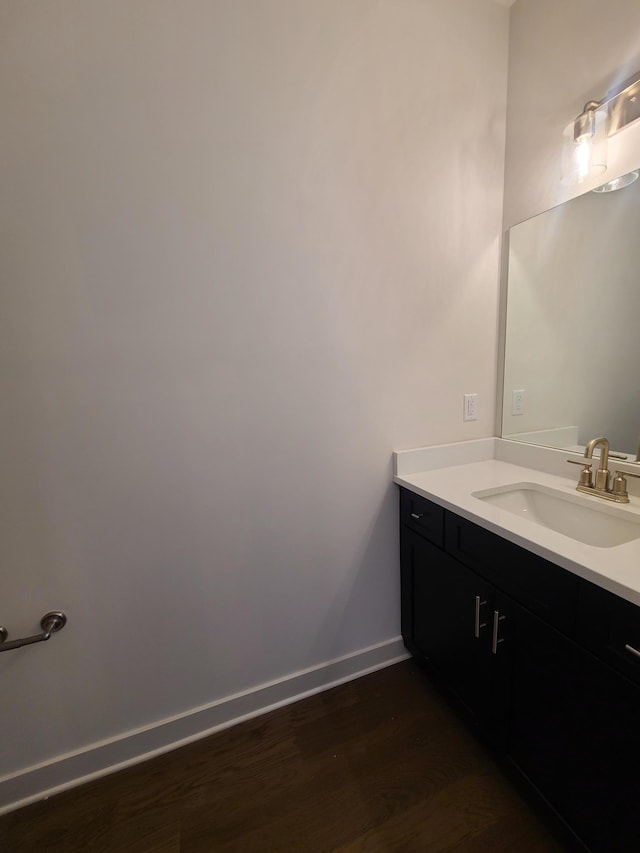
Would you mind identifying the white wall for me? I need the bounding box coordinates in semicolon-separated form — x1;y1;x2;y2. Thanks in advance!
504;0;640;228
0;0;508;805
501;0;640;453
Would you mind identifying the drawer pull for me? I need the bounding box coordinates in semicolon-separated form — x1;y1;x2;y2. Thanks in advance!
410;512;424;520
624;643;640;659
474;596;488;639
492;610;506;654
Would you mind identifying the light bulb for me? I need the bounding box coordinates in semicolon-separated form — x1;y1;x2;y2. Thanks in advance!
561;108;608;185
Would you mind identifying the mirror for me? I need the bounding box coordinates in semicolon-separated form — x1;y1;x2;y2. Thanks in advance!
501;169;640;458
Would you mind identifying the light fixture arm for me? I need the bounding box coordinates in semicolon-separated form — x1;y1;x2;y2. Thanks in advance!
573;70;640;140
563;69;640;186
574;100;600;142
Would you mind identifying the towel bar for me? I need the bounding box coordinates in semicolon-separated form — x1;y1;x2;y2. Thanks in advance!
0;612;67;653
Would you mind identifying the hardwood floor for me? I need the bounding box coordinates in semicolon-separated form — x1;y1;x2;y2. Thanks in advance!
0;660;567;852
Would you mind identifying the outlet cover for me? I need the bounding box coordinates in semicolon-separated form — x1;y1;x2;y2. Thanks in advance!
464;393;478;422
512;389;526;416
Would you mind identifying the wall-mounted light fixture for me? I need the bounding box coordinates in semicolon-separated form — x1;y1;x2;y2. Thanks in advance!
562;70;640;186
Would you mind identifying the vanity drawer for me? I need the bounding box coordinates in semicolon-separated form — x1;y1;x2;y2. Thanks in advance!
444;512;578;634
399;489;444;547
577;580;640;687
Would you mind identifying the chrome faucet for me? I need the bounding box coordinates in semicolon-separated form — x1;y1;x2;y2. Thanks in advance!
568;436;640;503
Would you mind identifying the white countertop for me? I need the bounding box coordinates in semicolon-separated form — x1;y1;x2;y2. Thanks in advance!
394;439;640;607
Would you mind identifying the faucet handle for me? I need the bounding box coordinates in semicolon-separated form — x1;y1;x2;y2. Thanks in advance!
567;458;593;487
613;469;640;500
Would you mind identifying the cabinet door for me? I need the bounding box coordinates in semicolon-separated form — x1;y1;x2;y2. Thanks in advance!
509;600;640;853
445;512;578;634
401;527;509;746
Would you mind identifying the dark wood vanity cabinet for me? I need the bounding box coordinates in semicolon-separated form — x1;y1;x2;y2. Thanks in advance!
399;487;640;853
508;600;640;852
401;527;509;746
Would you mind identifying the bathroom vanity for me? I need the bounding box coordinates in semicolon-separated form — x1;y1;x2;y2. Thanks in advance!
395;439;640;853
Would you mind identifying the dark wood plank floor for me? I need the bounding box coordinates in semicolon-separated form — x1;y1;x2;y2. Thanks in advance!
0;660;567;852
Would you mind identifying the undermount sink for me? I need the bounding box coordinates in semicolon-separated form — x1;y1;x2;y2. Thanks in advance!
472;482;640;548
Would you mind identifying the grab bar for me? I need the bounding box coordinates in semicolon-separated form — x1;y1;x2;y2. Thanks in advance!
0;611;67;653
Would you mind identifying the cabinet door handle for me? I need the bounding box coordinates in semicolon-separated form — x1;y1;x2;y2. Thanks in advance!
492;610;506;654
624;643;640;659
410;512;424;520
474;596;488;639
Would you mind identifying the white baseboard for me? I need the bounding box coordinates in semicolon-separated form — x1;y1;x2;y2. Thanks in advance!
0;636;409;815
